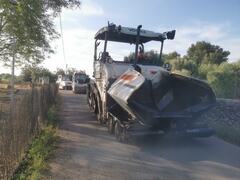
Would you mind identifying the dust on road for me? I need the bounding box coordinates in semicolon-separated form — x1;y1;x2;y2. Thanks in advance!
48;90;240;180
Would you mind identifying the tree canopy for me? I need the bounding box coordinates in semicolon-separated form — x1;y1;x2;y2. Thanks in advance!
124;50;164;65
164;51;180;61
0;0;80;66
55;68;66;76
20;65;57;83
186;41;230;65
207;61;240;98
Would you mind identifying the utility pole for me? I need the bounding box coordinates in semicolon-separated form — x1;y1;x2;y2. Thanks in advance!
59;14;67;75
66;63;68;74
10;41;15;103
9;0;17;104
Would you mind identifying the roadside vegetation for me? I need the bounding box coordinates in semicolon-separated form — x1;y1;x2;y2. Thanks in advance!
210;123;240;146
12;106;59;180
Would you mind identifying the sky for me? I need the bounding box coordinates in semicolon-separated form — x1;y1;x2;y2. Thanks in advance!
1;0;240;75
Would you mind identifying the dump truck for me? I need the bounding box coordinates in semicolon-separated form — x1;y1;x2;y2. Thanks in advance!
72;71;89;94
87;23;216;142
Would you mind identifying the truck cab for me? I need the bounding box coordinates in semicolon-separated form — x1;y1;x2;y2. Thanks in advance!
72;71;89;94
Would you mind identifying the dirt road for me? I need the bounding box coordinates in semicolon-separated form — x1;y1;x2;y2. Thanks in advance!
48;90;240;180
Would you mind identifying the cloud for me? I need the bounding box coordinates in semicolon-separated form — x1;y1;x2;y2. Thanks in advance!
161;22;240;62
45;27;96;75
80;1;104;16
62;0;104;18
0;63;21;75
177;22;228;40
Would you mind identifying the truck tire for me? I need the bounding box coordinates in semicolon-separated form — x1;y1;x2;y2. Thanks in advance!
107;115;115;134
95;96;103;124
114;121;127;142
87;96;92;110
87;93;94;111
96;109;103;124
91;95;97;114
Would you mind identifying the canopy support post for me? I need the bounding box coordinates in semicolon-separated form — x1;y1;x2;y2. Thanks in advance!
104;31;108;53
159;40;164;63
134;25;142;67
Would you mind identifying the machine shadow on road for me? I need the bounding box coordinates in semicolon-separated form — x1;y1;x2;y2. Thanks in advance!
129;134;240;169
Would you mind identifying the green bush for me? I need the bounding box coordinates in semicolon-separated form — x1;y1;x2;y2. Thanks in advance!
172;69;192;76
207;62;240;98
198;63;218;79
47;106;58;127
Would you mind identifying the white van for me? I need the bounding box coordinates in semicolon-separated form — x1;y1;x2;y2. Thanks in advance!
56;75;72;90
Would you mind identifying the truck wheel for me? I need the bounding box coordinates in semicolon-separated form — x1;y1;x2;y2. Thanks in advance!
92;96;97;113
114;121;127;142
107;116;115;134
87;94;92;109
96;109;104;124
95;96;104;124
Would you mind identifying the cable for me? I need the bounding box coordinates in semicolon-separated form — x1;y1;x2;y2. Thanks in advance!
59;13;67;73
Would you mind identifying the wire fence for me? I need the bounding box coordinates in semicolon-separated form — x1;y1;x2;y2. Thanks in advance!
0;84;58;179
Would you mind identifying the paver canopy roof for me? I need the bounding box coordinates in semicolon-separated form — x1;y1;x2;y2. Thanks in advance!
95;24;174;44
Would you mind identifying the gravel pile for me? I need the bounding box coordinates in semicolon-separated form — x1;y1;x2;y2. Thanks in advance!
199;98;240;129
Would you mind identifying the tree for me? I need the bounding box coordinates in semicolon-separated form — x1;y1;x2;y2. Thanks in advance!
124;52;135;62
0;73;12;83
124;50;164;65
198;63;218;79
20;65;56;83
66;67;76;80
207;61;240;98
164;51;180;61
145;50;164;65
55;68;65;76
0;0;80;66
0;73;21;83
186;41;230;65
54;67;76;80
167;57;199;76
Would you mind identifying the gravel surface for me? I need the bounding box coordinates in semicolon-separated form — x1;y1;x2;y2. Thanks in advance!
48;90;240;180
199;98;240;128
